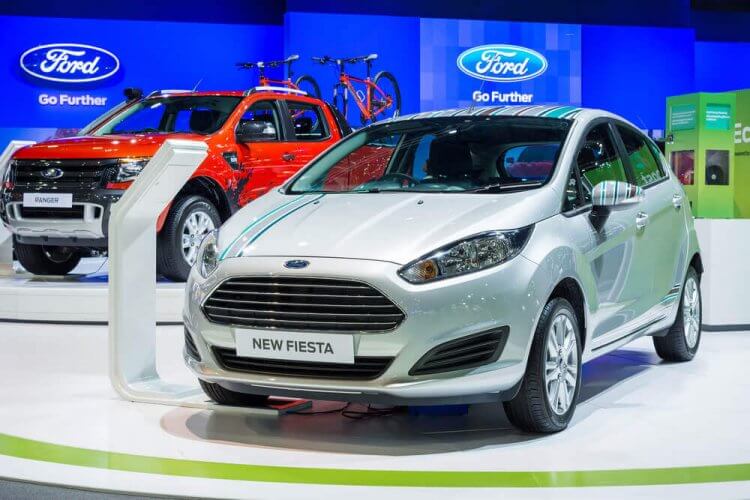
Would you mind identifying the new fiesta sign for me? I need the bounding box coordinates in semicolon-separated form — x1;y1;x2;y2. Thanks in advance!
457;44;548;83
20;43;120;83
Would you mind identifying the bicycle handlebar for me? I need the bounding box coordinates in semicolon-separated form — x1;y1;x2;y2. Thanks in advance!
312;54;379;66
237;54;300;70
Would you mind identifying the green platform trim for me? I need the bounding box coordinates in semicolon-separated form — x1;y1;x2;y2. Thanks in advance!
1;433;750;488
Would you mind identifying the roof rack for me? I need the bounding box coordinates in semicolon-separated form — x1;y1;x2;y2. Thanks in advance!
145;89;193;98
243;86;308;96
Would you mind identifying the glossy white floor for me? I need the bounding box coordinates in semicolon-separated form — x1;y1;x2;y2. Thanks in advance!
1;311;749;499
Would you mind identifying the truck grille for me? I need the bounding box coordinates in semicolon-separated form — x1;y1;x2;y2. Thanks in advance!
213;347;392;380
19;206;85;220
203;277;405;332
11;159;117;190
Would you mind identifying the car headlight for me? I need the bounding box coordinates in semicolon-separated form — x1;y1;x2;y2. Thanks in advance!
398;227;533;284
116;157;150;182
2;160;16;189
196;229;219;279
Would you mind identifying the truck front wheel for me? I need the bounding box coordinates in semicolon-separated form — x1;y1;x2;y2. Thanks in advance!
14;239;82;276
157;195;220;282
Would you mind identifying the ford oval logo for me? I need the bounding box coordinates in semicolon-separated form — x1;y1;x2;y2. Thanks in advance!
20;43;120;83
284;260;310;269
456;44;548;83
41;167;64;180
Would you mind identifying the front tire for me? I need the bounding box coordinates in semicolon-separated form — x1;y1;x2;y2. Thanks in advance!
199;380;269;407
157;195;220;282
653;267;702;362
14;239;81;275
504;298;582;433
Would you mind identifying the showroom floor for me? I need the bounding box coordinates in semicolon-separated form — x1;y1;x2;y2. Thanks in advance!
0;266;749;498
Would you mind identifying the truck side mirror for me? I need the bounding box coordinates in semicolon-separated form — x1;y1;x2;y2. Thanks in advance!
236;121;276;143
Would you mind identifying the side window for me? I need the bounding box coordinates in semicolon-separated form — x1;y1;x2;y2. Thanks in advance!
577;123;628;204
237;101;280;140
287;101;329;141
616;125;666;187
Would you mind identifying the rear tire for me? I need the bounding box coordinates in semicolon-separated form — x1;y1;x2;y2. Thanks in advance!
199;380;269;407
371;70;401;123
157;195;220;282
294;75;321;99
653;267;702;362
14;239;81;275
504;298;582;433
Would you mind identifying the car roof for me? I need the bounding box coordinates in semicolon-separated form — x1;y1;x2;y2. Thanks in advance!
390;105;585;121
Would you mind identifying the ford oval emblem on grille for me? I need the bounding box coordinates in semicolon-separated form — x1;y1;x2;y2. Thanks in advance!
41;167;64;180
284;260;309;269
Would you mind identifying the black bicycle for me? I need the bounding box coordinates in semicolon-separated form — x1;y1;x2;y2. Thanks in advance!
237;54;321;98
312;54;401;125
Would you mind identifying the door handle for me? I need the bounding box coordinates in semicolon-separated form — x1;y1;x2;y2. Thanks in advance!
636;212;649;230
282;152;296;162
672;193;683;209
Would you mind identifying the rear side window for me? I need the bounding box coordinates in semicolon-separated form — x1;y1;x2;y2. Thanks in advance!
617;125;666;187
576;123;628;204
287;101;329;141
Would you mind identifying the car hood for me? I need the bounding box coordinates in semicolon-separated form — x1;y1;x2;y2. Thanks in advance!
12;133;207;160
219;188;560;265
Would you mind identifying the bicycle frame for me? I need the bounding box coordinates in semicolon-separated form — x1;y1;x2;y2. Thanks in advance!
338;74;393;121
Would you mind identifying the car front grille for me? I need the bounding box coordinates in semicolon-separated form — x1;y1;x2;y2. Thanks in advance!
11;159;117;190
212;347;392;380
203;277;405;332
409;327;509;376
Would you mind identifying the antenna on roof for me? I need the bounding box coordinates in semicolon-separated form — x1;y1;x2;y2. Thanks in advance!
468;80;486;113
192;78;203;92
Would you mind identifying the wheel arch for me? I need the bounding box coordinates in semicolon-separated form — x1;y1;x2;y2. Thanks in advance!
689;252;704;276
547;277;588;352
176;176;233;222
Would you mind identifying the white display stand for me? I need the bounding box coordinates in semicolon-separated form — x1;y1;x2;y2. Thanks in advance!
0;141;36;275
109;139;209;405
694;219;750;331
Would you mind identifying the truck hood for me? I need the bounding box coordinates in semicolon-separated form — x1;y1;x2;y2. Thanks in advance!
12;133;207;160
219;189;560;265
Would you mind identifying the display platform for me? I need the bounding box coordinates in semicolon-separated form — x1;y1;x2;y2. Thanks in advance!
0;258;184;324
0;321;748;498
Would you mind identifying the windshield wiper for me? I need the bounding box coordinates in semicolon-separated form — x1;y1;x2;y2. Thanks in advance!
470;181;543;193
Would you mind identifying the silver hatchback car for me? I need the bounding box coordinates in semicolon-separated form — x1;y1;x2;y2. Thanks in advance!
183;105;702;432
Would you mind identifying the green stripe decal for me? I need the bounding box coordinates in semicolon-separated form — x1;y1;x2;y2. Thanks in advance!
1;432;749;488
219;195;305;260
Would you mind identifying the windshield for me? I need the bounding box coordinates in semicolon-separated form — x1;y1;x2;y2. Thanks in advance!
93;95;242;136
288;116;571;194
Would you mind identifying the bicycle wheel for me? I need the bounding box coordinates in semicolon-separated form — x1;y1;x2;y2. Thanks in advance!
332;85;348;120
371;71;401;123
294;75;321;99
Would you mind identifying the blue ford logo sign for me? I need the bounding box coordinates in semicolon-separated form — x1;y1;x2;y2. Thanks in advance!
284;260;310;269
457;44;548;83
20;43;120;83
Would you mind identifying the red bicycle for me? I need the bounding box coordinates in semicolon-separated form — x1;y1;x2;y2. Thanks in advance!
313;54;401;125
237;54;321;98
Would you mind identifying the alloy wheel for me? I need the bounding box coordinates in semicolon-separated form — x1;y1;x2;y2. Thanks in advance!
682;276;701;348
545;312;579;415
181;210;215;266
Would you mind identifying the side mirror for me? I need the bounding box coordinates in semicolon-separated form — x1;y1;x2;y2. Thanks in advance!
236;121;276;143
591;181;643;209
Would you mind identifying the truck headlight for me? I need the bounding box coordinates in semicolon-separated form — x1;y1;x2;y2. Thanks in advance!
196;229;219;279
116;158;150;182
398;227;533;284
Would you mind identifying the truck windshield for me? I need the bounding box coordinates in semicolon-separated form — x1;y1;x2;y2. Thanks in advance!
287;116;571;194
93;95;242;136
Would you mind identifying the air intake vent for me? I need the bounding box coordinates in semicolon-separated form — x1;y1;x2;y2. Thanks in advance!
212;347;392;380
409;327;509;376
203;277;405;332
184;329;201;361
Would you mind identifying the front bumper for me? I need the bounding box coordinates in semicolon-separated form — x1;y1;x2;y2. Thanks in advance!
1;188;123;247
183;255;543;405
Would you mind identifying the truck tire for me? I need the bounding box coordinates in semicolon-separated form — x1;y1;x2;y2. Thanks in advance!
14;239;81;276
157;195;220;282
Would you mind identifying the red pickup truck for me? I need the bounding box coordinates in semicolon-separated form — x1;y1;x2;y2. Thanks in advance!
0;88;350;280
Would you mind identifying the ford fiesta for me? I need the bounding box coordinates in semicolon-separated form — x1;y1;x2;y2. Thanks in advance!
183;105;703;433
